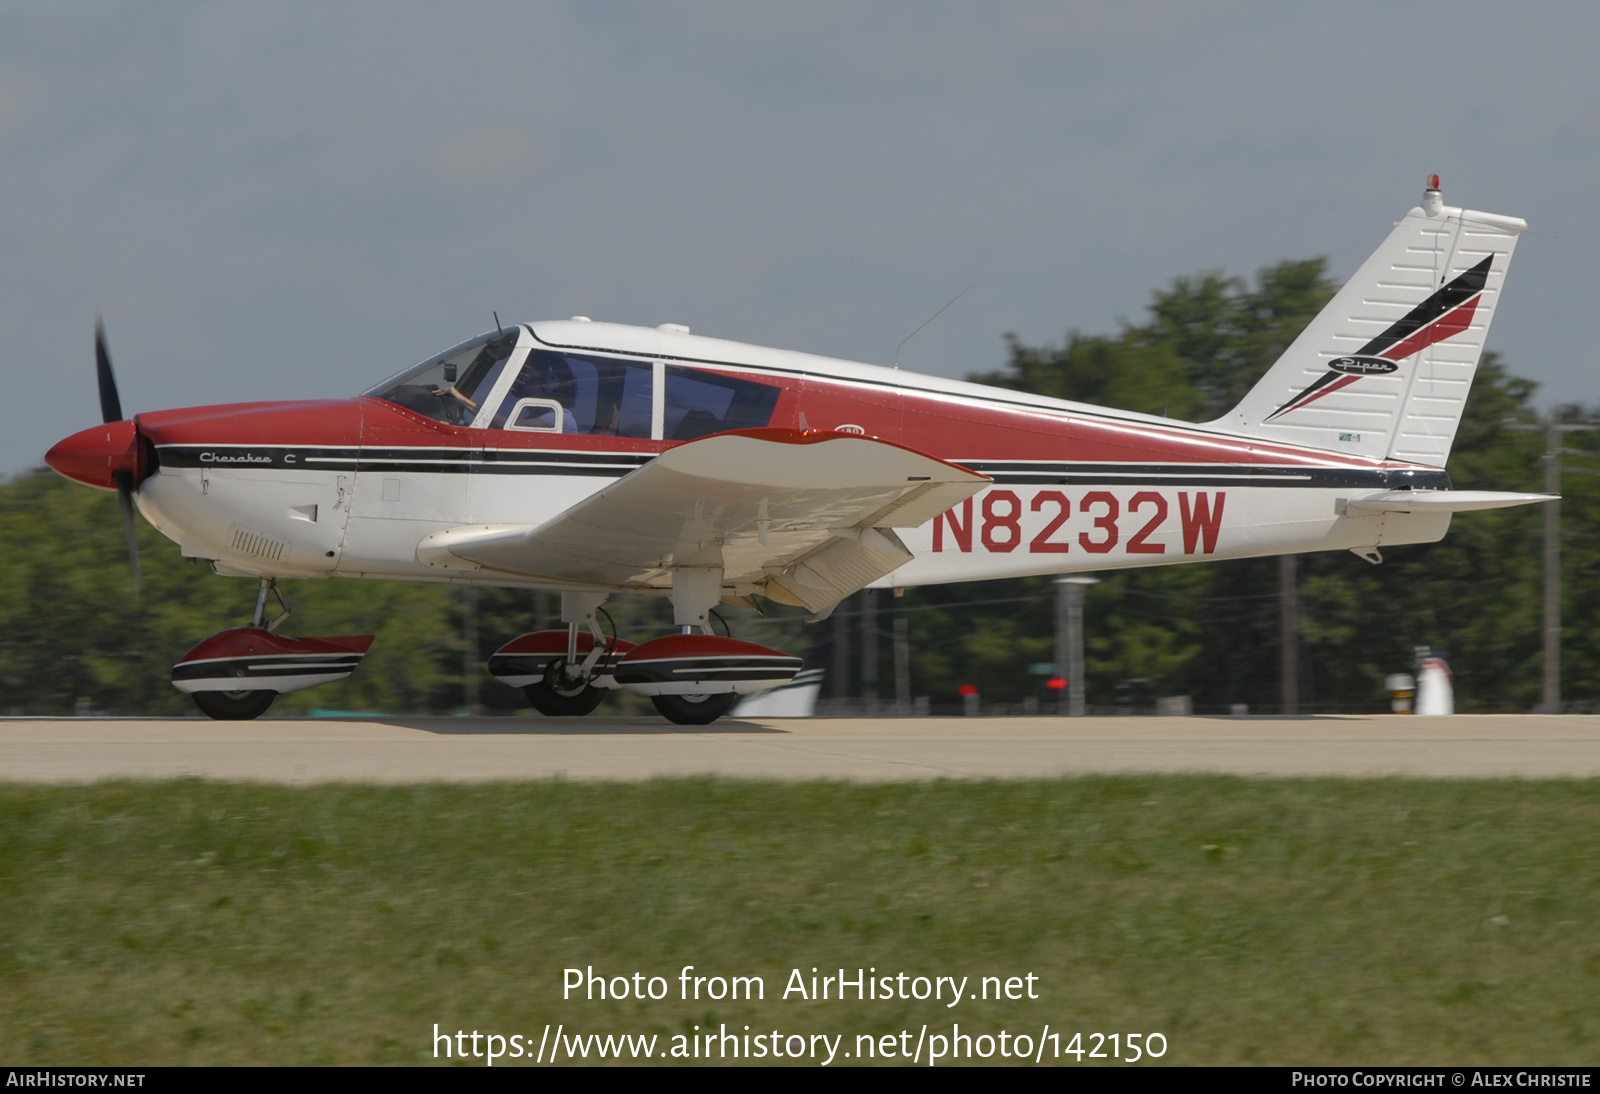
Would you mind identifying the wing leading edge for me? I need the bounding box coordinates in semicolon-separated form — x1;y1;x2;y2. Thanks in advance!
416;428;991;613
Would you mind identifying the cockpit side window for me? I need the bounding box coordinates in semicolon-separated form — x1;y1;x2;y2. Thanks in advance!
489;351;653;437
663;366;781;440
364;331;521;427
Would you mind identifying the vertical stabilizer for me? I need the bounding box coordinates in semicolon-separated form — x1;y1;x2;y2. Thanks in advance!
1209;179;1526;466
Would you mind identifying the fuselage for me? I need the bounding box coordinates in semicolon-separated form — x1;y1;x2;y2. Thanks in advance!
102;319;1453;592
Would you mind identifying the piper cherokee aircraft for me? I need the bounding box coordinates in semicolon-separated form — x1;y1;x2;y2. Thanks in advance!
46;178;1551;723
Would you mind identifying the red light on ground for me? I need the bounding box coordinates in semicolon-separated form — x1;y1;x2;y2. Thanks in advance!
1045;677;1067;690
957;684;979;697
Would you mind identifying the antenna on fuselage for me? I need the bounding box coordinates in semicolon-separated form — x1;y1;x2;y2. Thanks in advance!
892;285;970;370
493;311;504;336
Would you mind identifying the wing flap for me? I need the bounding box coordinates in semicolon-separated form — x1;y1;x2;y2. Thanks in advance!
763;526;914;614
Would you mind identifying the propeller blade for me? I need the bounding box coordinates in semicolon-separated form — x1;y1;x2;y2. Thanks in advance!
114;470;141;595
95;319;123;424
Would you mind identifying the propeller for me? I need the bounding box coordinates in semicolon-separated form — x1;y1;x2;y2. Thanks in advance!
96;320;141;593
96;318;122;424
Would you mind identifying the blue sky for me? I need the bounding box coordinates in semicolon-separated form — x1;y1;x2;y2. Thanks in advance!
6;2;1598;475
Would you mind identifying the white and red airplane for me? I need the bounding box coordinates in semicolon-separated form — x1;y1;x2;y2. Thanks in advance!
46;178;1550;723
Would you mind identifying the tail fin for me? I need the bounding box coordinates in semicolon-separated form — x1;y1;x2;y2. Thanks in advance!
1209;180;1526;467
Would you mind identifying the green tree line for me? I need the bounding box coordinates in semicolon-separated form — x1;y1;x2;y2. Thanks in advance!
2;257;1592;716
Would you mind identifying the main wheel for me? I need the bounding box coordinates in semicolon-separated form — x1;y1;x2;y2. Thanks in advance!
192;689;277;721
523;659;607;717
651;692;738;726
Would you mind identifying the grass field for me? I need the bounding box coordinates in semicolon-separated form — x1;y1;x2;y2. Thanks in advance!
1;777;1597;1066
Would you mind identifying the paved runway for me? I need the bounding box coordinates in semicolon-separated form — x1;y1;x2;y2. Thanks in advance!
3;714;1600;783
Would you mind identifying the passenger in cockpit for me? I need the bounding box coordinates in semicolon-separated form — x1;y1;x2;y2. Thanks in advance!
495;353;578;432
591;401;621;436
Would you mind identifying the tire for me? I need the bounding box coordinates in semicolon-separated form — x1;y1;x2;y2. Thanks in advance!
192;689;277;721
651;692;737;726
523;681;606;717
523;659;607;717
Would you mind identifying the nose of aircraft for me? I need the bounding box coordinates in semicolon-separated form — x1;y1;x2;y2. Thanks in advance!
46;419;144;491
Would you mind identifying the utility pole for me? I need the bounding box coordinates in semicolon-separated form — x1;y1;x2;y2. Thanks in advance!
1055;576;1098;716
1280;554;1299;715
1509;415;1599;713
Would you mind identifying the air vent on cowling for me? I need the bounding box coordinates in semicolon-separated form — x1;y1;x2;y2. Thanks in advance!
229;525;289;562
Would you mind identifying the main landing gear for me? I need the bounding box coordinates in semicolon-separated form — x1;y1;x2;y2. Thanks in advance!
487;586;804;726
526;666;608;718
170;578;375;721
486;594;635;717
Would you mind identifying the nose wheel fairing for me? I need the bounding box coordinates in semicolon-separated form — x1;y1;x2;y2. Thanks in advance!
171;627;375;696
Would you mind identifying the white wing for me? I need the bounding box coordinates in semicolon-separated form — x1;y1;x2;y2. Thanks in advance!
416;429;989;613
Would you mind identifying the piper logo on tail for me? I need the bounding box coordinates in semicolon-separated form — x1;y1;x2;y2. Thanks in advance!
1327;356;1399;376
1265;256;1492;422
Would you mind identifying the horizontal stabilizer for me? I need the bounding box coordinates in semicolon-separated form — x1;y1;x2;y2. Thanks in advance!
1347;490;1555;514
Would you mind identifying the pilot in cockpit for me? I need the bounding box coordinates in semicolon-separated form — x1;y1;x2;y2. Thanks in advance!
430;363;480;421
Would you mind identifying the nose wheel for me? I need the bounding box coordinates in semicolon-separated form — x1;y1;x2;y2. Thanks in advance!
175;579;375;721
188;579;291;721
191;689;277;721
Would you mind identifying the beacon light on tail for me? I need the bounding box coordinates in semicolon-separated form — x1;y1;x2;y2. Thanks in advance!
47;178;1553;723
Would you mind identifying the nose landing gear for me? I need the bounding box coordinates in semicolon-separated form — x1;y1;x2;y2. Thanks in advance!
192;688;279;721
171;578;375;721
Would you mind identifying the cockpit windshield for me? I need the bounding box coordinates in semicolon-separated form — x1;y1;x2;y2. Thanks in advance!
363;331;521;427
